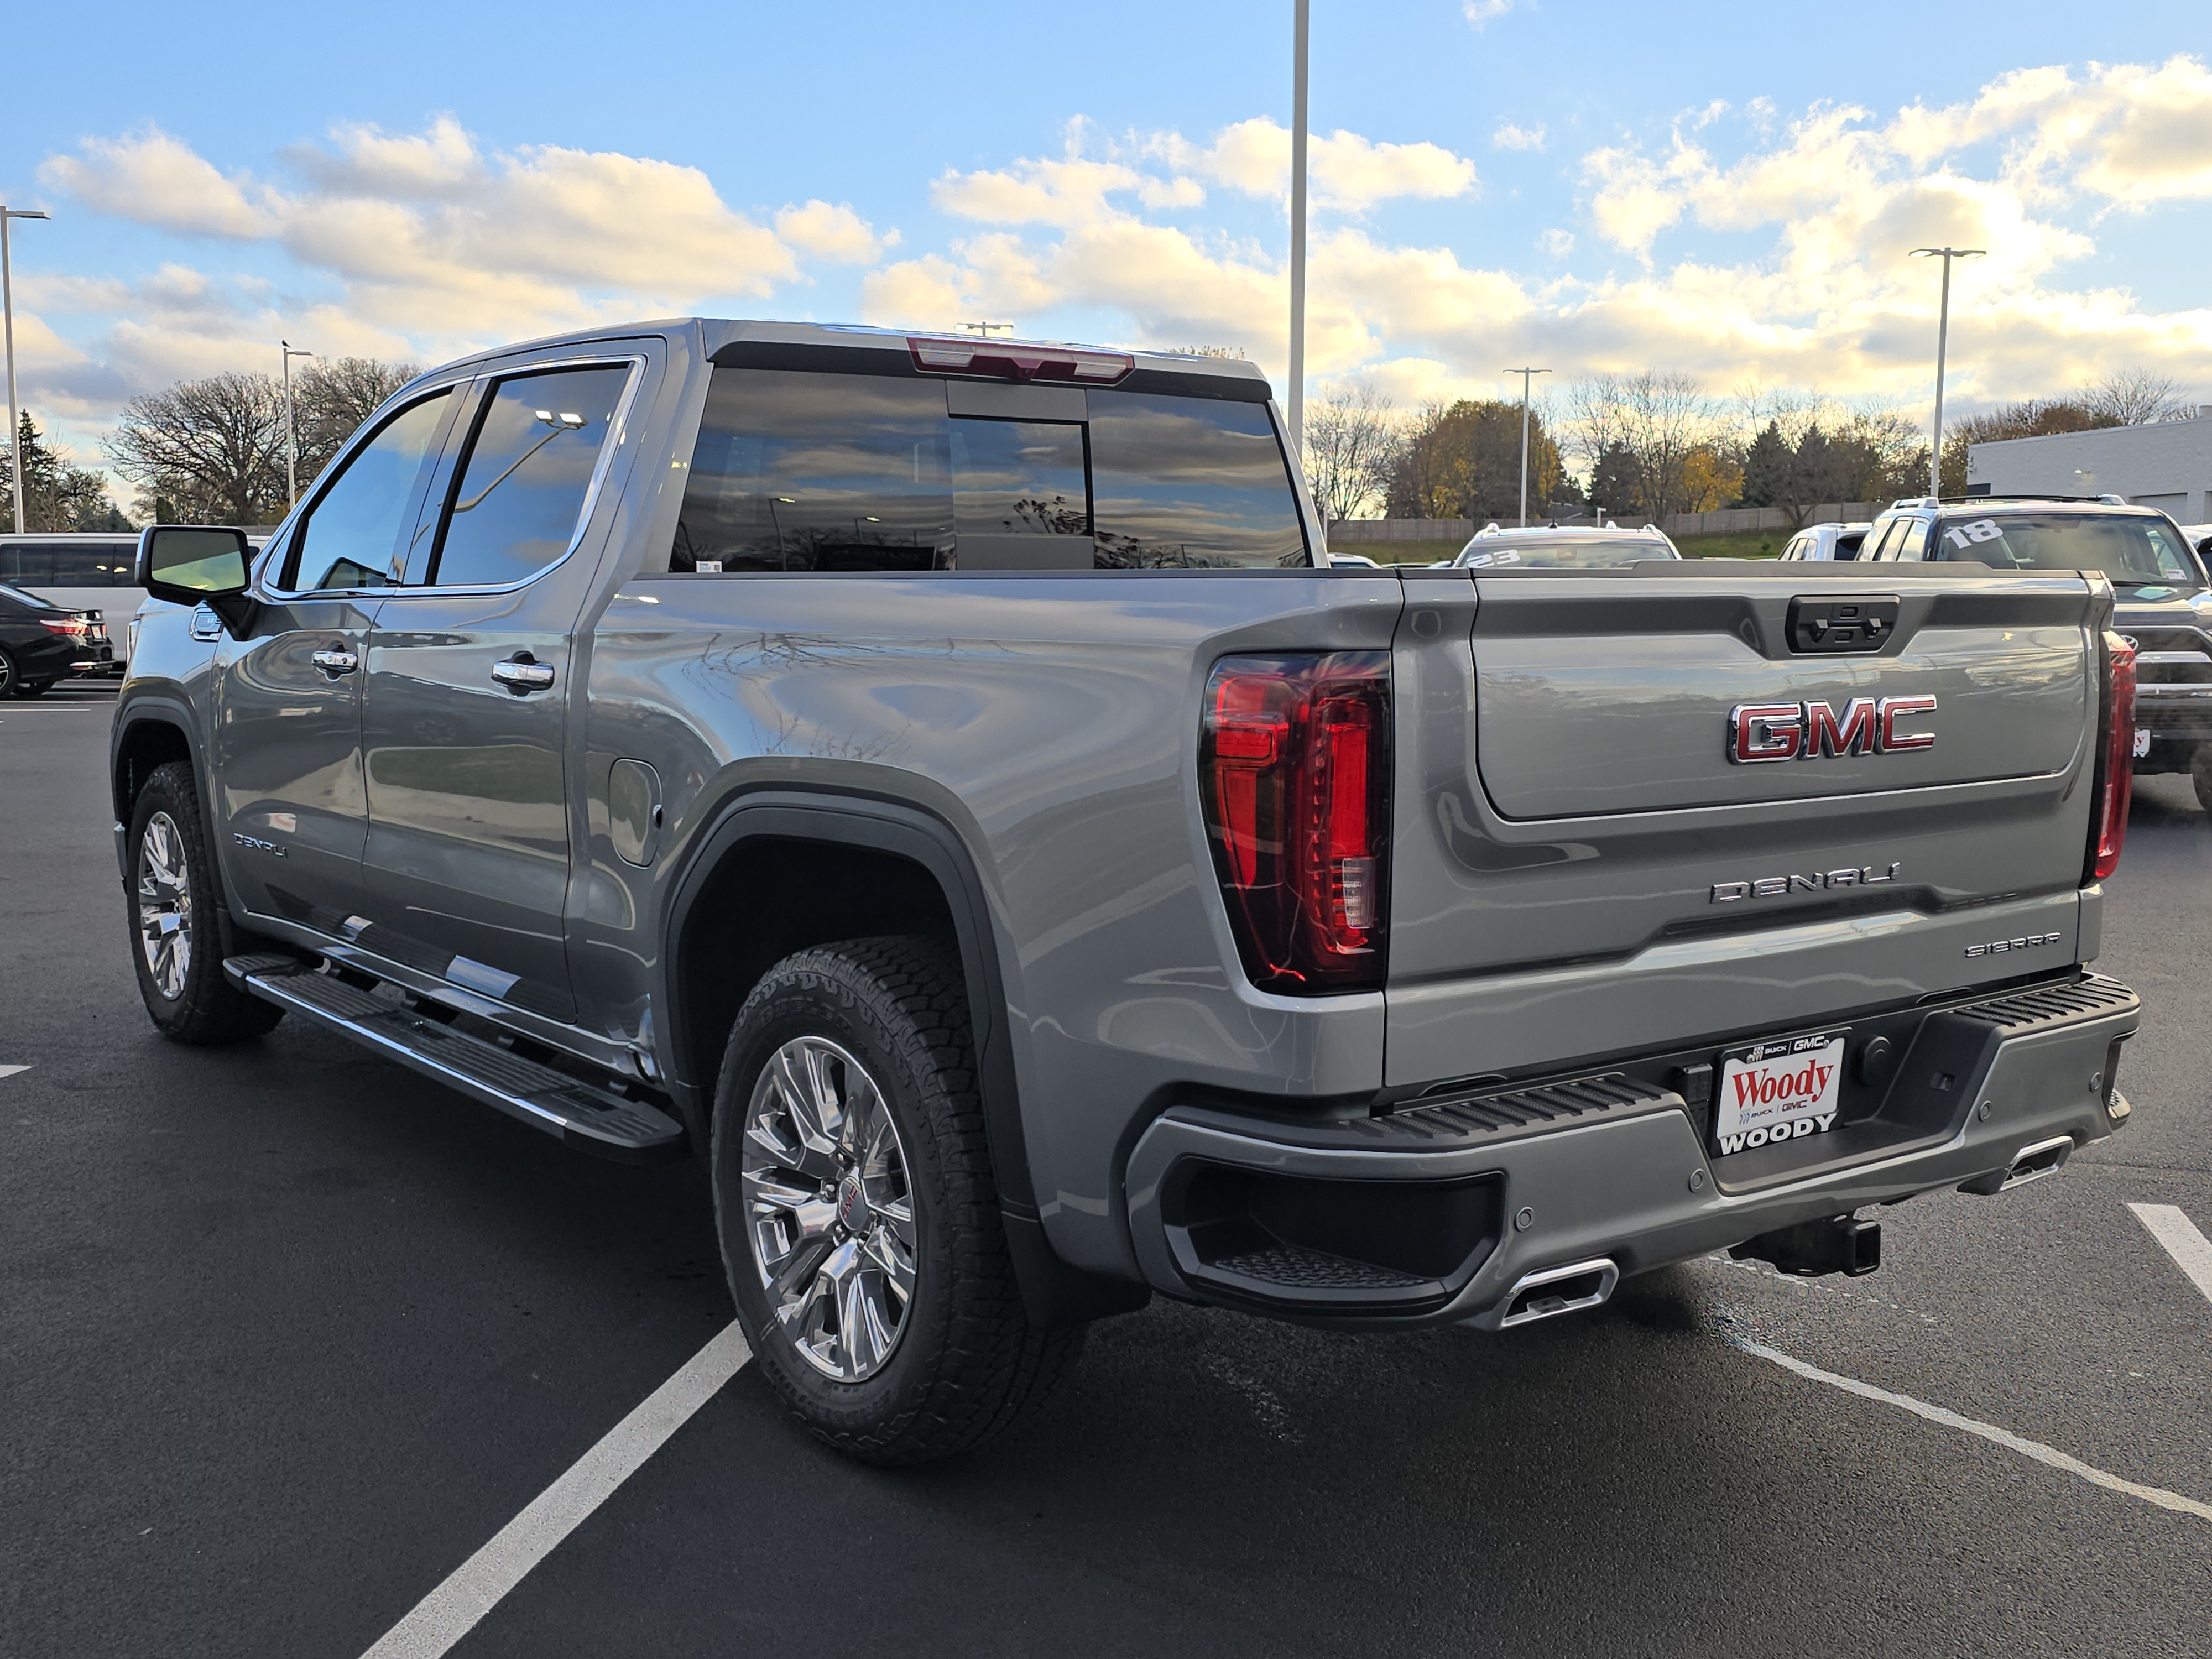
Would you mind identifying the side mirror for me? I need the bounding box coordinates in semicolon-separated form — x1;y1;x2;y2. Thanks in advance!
137;525;258;637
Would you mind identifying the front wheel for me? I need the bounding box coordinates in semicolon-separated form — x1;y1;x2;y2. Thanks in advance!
127;761;285;1044
711;936;1084;1464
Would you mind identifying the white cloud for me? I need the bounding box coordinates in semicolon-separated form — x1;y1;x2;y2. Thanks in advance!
41;126;279;238
1462;0;1514;27
1492;122;1547;153
1154;117;1478;210
775;200;889;264
1539;228;1575;256
35;118;822;394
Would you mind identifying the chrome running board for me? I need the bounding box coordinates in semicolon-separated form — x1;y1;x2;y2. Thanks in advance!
226;958;684;1162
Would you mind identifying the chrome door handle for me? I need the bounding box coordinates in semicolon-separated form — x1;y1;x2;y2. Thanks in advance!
311;647;359;675
492;658;556;693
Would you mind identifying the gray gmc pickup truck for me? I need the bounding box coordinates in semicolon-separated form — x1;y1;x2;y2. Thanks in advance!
115;320;2144;1463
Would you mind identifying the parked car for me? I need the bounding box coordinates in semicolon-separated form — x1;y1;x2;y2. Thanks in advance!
1857;494;2212;811
1328;551;1382;568
1;531;273;671
1780;521;1874;561
114;321;2143;1464
0;582;113;695
2184;523;2211;562
1453;521;1681;567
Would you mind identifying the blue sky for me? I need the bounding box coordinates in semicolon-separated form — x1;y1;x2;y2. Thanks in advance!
4;0;2210;467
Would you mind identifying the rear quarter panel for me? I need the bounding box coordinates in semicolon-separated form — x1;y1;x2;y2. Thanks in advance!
580;569;1402;1276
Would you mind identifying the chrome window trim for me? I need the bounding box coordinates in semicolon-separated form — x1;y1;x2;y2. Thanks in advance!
258;352;646;603
382;352;648;601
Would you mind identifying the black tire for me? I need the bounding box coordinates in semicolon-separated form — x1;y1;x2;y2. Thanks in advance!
0;648;18;698
2193;748;2212;817
127;761;285;1045
711;936;1084;1464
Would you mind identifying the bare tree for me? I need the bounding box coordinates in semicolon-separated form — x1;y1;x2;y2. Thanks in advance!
2087;368;2193;427
295;357;420;486
1568;371;1717;520
1303;382;1403;522
107;372;290;526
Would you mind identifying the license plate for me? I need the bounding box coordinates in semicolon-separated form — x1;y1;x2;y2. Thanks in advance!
2134;727;2152;758
1714;1033;1845;1155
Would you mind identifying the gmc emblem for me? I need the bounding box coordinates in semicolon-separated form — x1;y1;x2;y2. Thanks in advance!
1726;696;1937;764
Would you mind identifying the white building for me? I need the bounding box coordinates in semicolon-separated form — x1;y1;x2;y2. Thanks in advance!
1967;410;2212;523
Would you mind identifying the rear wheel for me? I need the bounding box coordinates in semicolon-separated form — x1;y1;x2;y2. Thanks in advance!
711;936;1084;1464
2193;747;2212;817
0;648;17;698
127;761;285;1044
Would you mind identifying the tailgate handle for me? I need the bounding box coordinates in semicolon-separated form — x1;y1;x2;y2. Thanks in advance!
1788;594;1900;654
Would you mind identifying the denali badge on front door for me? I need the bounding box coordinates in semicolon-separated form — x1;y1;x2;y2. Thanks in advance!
1714;1033;1846;1155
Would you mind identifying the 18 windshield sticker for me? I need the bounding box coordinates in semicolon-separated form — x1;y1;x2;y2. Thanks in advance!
1943;518;2004;551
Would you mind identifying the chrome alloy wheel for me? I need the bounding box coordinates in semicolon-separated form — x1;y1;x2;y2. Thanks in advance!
740;1035;918;1381
136;811;194;999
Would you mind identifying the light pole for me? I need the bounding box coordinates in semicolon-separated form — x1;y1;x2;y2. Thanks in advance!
2;206;53;536
1504;366;1550;525
959;320;1013;339
281;340;315;508
1286;0;1310;461
1909;246;1984;502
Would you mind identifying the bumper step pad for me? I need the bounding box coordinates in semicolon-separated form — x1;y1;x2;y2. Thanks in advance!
226;958;684;1162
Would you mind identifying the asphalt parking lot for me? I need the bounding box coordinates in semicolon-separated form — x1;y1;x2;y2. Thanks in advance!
5;678;2209;1658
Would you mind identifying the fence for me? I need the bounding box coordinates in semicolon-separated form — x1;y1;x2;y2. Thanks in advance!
1329;503;1888;544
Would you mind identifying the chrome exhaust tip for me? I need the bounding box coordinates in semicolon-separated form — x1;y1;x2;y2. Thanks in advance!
1959;1133;2076;1195
1498;1257;1619;1328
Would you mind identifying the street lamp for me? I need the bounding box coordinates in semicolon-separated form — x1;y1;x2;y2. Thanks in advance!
2;206;53;536
1504;366;1551;526
1910;246;1985;502
281;340;315;508
1286;0;1310;461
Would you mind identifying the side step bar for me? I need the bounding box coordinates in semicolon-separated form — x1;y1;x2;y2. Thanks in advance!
226;958;685;1163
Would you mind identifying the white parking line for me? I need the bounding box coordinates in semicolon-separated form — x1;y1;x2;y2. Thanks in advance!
360;1322;752;1659
0;1065;30;1081
1736;1338;2212;1524
2128;1203;2212;1306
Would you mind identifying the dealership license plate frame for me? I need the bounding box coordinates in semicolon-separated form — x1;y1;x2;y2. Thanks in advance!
1712;1031;1849;1157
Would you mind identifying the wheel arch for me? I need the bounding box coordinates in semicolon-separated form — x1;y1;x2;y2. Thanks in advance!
658;787;1146;1326
111;698;207;874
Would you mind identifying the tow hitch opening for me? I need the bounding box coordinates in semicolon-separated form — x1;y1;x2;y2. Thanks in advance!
1731;1215;1881;1279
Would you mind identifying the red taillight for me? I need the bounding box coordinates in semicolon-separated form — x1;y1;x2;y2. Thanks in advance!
1199;652;1390;992
907;335;1134;385
2089;632;2136;881
39;615;88;638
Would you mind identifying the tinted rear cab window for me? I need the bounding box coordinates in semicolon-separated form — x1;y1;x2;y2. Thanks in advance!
671;367;1308;572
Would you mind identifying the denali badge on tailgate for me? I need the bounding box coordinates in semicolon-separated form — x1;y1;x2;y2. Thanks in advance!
1726;696;1937;763
1711;862;1900;903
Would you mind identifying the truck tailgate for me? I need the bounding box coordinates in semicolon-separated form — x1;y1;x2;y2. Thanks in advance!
1385;565;2107;1087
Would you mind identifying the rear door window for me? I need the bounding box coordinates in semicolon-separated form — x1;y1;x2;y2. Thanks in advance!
671;369;1308;572
426;363;634;588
